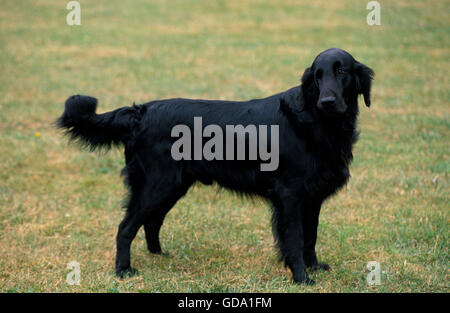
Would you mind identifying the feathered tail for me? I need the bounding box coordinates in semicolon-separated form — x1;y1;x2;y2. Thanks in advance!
56;95;138;150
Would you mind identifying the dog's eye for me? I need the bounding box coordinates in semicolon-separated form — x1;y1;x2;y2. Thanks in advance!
336;68;346;75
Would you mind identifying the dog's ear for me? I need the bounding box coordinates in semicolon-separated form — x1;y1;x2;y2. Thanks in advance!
301;67;314;85
355;62;374;107
298;67;316;111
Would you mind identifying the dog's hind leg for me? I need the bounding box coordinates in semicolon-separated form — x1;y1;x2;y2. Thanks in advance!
143;179;193;256
144;176;192;255
144;208;178;256
116;167;192;277
144;210;169;255
115;206;145;278
144;204;177;256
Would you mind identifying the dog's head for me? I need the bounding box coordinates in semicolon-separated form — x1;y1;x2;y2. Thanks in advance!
299;48;374;114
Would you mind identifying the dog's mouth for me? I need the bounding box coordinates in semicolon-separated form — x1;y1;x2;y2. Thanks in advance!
316;90;347;115
317;100;347;115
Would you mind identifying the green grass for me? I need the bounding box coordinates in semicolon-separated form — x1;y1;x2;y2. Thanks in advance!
0;0;448;292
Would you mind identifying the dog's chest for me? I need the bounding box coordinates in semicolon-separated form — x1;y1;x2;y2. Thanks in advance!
304;159;350;198
301;133;353;197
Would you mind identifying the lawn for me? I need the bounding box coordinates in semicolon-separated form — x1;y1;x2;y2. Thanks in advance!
0;0;448;292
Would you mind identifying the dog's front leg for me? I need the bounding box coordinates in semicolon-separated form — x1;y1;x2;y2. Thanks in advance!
302;199;330;271
272;196;314;285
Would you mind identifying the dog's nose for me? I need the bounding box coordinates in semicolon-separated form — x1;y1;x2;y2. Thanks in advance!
320;96;336;107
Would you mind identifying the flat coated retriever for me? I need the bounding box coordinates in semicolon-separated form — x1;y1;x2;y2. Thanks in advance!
57;48;374;285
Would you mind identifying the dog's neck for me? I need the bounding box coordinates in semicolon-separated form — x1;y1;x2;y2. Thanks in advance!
280;86;360;166
312;108;358;167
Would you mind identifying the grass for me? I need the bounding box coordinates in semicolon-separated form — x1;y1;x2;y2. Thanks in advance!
0;0;448;292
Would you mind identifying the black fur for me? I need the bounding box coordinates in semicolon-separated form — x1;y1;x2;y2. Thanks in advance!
57;48;373;285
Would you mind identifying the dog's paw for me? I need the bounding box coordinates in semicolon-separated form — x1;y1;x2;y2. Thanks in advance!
150;250;170;257
308;263;331;272
116;266;139;279
148;246;170;257
293;276;316;286
293;271;315;286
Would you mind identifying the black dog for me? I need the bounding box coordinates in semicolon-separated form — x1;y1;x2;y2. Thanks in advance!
57;48;373;285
